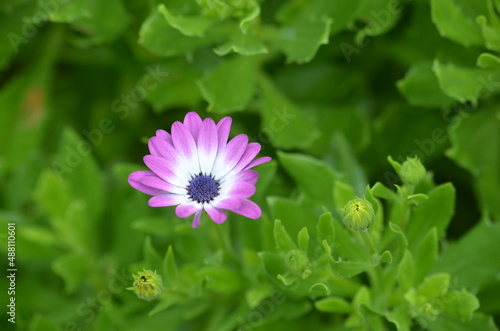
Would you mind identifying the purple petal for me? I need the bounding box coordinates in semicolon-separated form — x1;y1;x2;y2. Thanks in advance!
192;210;202;228
216;117;232;151
171;122;199;175
212;134;248;178
128;171;163;195
227;143;261;175
197;118;218;175
148;137;191;180
225;170;258;185
244;157;272;170
213;196;242;210
231;200;262;219
143;155;188;187
227;182;256;199
204;204;228;224
141;175;186;195
148;194;185;207
175;202;201;218
183;112;203;140
156;129;172;144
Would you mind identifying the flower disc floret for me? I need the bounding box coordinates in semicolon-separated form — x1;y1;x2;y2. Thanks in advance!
128;112;272;228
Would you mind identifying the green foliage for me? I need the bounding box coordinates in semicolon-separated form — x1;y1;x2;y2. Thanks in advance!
1;0;500;330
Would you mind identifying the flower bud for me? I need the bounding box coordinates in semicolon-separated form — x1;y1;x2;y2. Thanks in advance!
400;156;426;185
128;269;163;302
285;249;309;274
342;198;375;231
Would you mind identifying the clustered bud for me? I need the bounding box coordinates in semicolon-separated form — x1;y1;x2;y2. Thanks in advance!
285;249;309;273
342;198;375;231
400;156;426;185
128;269;163;302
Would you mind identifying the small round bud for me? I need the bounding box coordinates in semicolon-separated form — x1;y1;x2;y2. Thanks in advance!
342;198;375;231
284;250;309;273
400;156;426;185
128;269;163;302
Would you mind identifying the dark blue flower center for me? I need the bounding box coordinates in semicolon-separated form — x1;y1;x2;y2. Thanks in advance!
187;174;220;204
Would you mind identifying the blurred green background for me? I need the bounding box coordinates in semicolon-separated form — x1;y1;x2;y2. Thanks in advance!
1;0;500;330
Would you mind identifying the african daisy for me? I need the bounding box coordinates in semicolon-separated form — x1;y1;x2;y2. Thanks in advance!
128;112;271;228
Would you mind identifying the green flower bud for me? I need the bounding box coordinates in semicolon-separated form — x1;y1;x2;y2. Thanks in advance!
284;249;309;274
400;156;426;185
128;269;163;302
342;198;375;231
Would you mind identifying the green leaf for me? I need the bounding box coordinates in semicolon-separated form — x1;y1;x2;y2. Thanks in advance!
297;227;309;252
406;183;455;249
433;60;500;106
417;273;450;300
315;297;352;313
397;61;455;108
317;212;335;245
309;283;330;298
431;0;484;47
259;75;319;149
164;246;178;287
277;152;335;206
413;227;438;284
274;219;297;251
442;290;480;319
51;127;104;220
333;181;356;210
266;18;331;64
268;196;318;240
376;250;393;265
51;253;87;293
331;258;372;278
245;284;274;309
198;55;258;113
34;170;72;220
447;109;500;219
432;220;500;289
477;53;500;69
198;266;245;293
144;237;163;272
159;4;215;37
427;312;497;331
386;306;411;331
371;182;400;202
214;27;268;56
139;11;224;57
398;250;415;292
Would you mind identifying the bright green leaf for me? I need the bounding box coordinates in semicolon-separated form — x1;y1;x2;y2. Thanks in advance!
159;4;215;37
315;296;352;313
198;55;258;113
277;152;335;206
259;75;319;149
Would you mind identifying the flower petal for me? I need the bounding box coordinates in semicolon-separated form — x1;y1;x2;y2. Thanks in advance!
244;156;272;170
226;142;261;176
175;202;201;218
156;129;172;144
128;171;163;195
216;117;232;151
144;155;188;187
227;182;256;199
231;200;262;219
183;112;203;140
223;170;258;186
197;118;218;175
141;175;186;195
148;136;191;181
204;204;228;224
212;134;248;179
213;196;242;210
171;121;200;175
192;210;202;228
149;194;186;207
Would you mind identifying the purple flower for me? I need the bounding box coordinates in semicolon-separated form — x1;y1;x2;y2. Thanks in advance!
128;112;271;228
